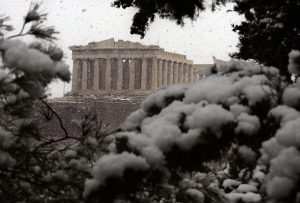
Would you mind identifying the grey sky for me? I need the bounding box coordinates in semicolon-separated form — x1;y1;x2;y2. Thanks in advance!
0;0;243;97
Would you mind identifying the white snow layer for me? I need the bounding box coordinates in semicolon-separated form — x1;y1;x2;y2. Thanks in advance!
83;152;149;197
86;59;300;201
235;113;261;136
225;192;261;203
236;184;257;193
0;40;70;82
223;179;241;189
288;50;300;75
185;189;205;202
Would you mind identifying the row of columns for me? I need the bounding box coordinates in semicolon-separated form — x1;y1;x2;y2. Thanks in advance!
156;60;194;87
71;57;196;94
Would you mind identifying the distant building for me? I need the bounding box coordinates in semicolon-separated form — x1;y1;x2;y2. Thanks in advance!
68;38;212;96
193;64;214;79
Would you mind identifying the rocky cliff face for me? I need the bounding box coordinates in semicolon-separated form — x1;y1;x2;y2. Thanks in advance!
38;95;144;137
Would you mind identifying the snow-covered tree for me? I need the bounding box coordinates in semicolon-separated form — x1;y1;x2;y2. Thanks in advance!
0;4;110;202
84;55;300;203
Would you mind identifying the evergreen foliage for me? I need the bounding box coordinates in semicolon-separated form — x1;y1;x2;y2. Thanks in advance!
0;4;110;202
112;0;226;38
232;0;300;76
85;58;300;203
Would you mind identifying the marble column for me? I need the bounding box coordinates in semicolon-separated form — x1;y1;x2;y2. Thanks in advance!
178;63;183;83
141;58;147;90
188;65;193;83
105;58;111;90
157;59;162;88
162;60;168;86
151;58;158;90
182;64;185;83
93;59;100;91
77;60;83;90
71;59;78;92
117;58;123;91
173;62;178;84
183;64;188;84
129;59;135;90
167;61;173;86
160;60;164;86
82;59;88;91
193;72;198;82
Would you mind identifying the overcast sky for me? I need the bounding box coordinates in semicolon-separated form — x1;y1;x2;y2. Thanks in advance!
0;0;243;98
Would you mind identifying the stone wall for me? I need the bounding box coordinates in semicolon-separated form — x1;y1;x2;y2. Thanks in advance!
39;96;143;138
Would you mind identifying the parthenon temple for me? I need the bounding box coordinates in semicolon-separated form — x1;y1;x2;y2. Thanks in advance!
70;38;206;96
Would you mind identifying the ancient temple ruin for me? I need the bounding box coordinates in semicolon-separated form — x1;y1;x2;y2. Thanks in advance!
69;38;203;96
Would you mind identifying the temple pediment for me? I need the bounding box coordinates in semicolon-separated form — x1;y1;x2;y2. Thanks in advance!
70;38;162;50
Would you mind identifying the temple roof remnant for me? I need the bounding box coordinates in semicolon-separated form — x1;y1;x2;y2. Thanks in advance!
69;38;162;50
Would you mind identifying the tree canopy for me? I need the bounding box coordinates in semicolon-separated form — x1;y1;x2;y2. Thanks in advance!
232;0;300;74
112;0;226;38
113;0;300;75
